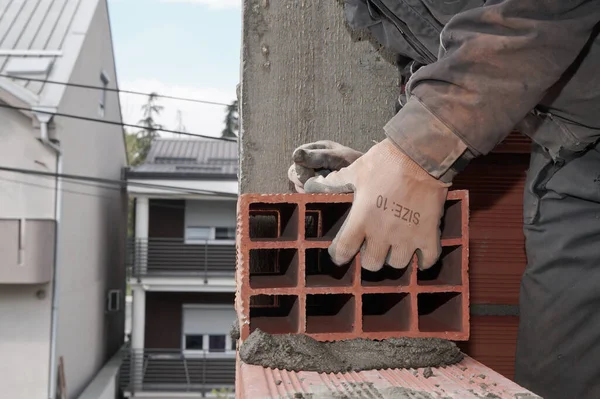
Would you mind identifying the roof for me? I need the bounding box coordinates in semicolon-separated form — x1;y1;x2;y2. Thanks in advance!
0;0;100;112
127;138;239;180
237;355;542;399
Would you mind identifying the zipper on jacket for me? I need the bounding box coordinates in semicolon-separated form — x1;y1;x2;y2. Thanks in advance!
369;0;437;64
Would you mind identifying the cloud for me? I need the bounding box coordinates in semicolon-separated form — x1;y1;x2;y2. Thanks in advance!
119;78;236;139
158;0;241;9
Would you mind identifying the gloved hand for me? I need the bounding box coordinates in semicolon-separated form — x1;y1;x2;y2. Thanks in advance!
288;140;363;193
304;138;450;271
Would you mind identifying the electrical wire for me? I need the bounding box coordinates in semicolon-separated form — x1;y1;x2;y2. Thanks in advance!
0;73;232;106
0;165;238;198
0;177;214;212
0;175;121;202
0;103;237;142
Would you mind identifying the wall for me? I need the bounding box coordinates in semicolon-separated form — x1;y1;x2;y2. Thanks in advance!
53;0;128;397
185;199;237;228
145;292;235;349
75;350;122;399
0;286;52;399
240;0;401;194
0;106;56;217
0;63;55;399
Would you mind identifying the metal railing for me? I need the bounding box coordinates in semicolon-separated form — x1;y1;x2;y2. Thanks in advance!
119;349;236;395
127;238;235;278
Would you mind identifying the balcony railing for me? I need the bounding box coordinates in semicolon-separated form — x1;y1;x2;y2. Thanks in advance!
127;238;236;278
119;349;236;395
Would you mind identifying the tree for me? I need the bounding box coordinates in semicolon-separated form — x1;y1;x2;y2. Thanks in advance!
221;99;239;139
125;129;141;166
136;92;163;162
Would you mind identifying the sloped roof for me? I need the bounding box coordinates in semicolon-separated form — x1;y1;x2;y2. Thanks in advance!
127;138;239;179
0;0;99;111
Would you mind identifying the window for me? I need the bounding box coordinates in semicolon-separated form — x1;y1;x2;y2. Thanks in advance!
99;70;110;117
182;305;236;356
185;335;204;350
186;226;212;241
215;227;235;240
183;334;232;353
185;226;236;243
208;335;226;352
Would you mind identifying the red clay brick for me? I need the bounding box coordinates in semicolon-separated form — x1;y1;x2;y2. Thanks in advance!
235;191;470;342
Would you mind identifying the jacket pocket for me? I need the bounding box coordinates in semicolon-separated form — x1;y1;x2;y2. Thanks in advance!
517;110;600;161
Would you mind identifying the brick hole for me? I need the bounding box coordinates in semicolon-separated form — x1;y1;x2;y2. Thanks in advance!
249;203;298;240
417;246;462;286
362;264;411;286
249;295;280;308
250;295;299;335
305;248;353;287
417;292;463;333
362;293;410;332
249;248;298;289
440;199;462;240
304;210;321;239
305;203;351;240
306;294;355;333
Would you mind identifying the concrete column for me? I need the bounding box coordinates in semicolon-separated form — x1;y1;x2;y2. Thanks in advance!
134;197;149;275
135;196;149;238
131;285;146;349
240;1;400;193
131;285;146;390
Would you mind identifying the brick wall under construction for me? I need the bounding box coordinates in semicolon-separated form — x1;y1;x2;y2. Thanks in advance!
239;0;532;381
453;133;531;380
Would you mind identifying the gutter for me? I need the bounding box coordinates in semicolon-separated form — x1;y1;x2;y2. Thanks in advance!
33;108;63;399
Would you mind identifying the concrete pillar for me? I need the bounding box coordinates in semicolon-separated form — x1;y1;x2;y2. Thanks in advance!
131;285;146;350
134;197;149;275
131;285;146;390
240;0;400;194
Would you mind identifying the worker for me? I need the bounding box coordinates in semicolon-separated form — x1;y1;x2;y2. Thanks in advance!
287;1;600;398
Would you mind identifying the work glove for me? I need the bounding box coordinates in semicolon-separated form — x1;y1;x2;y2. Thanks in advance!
304;138;450;271
288;140;363;193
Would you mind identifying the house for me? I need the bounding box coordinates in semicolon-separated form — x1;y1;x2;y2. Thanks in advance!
0;1;127;399
121;138;239;398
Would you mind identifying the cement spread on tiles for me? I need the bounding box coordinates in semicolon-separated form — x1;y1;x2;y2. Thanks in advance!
291;387;437;399
239;329;464;373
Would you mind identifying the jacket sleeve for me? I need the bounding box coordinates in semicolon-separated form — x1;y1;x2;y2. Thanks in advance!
384;0;600;181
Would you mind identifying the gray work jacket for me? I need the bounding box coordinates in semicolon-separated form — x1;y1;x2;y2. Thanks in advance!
344;0;600;181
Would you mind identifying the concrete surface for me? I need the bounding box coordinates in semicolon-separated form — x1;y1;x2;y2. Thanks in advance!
76;349;122;399
240;0;401;194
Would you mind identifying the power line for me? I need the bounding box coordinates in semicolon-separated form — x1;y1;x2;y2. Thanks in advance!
0;103;237;142
0;165;238;198
0;73;232;106
0;176;225;211
0;175;120;202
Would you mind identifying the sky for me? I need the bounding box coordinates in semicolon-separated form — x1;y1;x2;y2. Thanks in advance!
107;0;242;138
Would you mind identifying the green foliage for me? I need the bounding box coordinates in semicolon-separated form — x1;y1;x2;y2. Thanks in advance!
221;99;239;139
211;387;233;398
135;92;164;163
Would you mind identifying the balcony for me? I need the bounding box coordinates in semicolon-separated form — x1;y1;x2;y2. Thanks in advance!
127;238;236;278
119;349;235;395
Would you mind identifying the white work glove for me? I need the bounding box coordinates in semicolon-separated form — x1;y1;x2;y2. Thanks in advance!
304;138;450;271
288;140;363;193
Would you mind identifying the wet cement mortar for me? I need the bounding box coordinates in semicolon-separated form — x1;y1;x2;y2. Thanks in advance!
239;329;464;373
239;330;544;399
